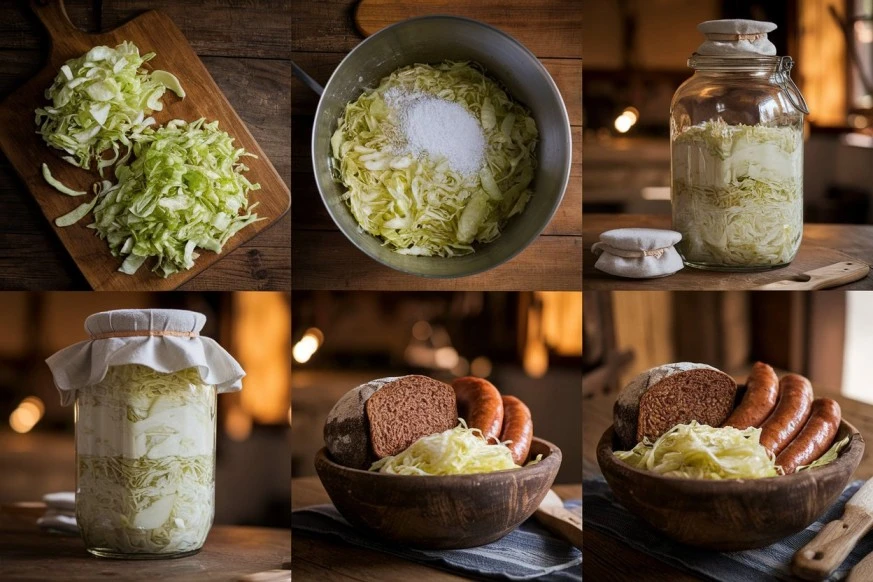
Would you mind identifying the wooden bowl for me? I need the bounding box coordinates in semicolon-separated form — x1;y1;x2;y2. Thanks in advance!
597;421;864;551
314;437;562;549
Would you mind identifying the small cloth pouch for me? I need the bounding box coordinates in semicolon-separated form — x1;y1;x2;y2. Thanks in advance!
592;228;684;278
46;309;245;405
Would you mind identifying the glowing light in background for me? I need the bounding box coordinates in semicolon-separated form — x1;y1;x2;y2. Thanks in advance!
412;320;432;341
614;107;639;133
293;328;324;364
9;396;45;434
843;292;873;405
225;406;253;442
470;356;493;378
434;346;459;369
451;357;470;378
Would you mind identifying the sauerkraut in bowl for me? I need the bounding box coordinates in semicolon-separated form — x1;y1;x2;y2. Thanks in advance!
671;119;803;270
75;365;216;558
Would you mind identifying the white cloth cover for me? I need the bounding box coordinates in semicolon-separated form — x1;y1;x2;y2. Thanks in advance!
591;228;684;278
696;19;777;56
46;309;245;406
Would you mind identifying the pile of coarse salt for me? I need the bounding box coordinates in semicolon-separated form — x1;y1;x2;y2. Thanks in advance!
385;87;486;177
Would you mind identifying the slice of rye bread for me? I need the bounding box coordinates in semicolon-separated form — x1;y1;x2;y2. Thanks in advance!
323;375;457;469
366;375;457;459
614;362;737;449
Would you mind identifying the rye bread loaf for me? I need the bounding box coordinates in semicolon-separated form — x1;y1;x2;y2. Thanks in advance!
323;375;457;469
614;362;737;449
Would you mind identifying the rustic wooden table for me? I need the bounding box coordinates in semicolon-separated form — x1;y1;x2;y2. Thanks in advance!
584;214;873;291
0;0;291;290
582;389;873;581
291;475;582;580
290;0;582;290
0;503;291;581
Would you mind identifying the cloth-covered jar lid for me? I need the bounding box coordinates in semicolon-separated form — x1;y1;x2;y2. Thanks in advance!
591;228;684;278
695;19;777;56
46;309;245;406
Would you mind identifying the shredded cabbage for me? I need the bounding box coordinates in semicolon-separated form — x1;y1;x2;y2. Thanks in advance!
672;119;803;268
331;62;538;257
797;436;850;472
370;420;521;475
55;118;261;277
614;421;782;480
76;365;216;555
35;41;183;174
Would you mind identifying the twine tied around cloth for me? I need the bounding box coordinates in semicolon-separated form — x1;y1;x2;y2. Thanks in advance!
89;330;199;340
591;242;669;259
705;32;767;41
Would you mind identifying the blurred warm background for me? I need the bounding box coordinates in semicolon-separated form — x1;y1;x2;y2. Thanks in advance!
583;0;872;220
582;290;873;477
0;292;291;528
291;292;583;484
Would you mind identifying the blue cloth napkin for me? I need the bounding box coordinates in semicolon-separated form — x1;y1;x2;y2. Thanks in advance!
292;500;582;581
584;476;873;581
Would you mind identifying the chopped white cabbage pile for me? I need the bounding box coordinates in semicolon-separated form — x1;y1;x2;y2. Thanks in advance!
35;41;183;174
614;421;781;479
76;365;216;554
52;118;261;278
370;421;520;475
672;119;803;267
331;61;538;257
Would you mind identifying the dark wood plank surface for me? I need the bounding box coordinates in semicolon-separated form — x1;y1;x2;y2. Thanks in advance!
584;214;873;291
0;503;291;581
291;0;582;291
291;475;582;580
0;0;291;291
582;384;873;581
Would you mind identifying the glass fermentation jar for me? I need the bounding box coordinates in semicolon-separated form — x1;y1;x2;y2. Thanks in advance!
75;365;217;559
670;55;808;271
47;309;245;559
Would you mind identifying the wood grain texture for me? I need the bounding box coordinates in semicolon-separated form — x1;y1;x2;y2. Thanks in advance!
354;0;582;59
0;503;290;581
290;1;582;290
596;421;864;551
292;230;583;290
0;0;291;290
291;475;581;580
584;214;873;290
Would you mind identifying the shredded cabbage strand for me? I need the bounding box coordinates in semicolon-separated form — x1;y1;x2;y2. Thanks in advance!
614;421;782;480
55;118;261;278
370;420;521;475
797;436;850;472
331;62;538;257
76;366;215;554
35;41;183;174
672;119;803;267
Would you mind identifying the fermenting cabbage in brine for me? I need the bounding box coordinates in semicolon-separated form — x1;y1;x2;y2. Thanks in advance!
75;365;216;555
672;119;803;268
330;62;538;257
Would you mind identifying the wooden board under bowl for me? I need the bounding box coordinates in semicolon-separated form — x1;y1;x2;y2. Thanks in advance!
0;1;290;291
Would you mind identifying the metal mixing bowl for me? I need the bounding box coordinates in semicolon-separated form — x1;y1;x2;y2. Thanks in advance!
311;15;573;278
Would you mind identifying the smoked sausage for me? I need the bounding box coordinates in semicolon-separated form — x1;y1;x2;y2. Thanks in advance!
500;395;533;465
759;374;814;456
452;377;504;443
723;362;780;429
775;398;841;474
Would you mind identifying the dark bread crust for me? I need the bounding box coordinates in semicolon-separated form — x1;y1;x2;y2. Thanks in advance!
366;375;457;459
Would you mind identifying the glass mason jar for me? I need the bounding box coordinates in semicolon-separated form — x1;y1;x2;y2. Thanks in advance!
75;365;217;559
670;55;809;271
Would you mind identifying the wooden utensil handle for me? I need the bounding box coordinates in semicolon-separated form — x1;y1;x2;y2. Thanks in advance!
793;505;873;580
848;550;873;582
30;0;90;57
534;508;583;550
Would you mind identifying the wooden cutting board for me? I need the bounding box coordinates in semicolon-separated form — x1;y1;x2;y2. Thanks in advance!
0;0;290;291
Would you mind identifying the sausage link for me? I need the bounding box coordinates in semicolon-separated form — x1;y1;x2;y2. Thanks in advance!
500;395;533;465
759;374;814;455
452;377;504;442
775;398;841;474
723;362;780;429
